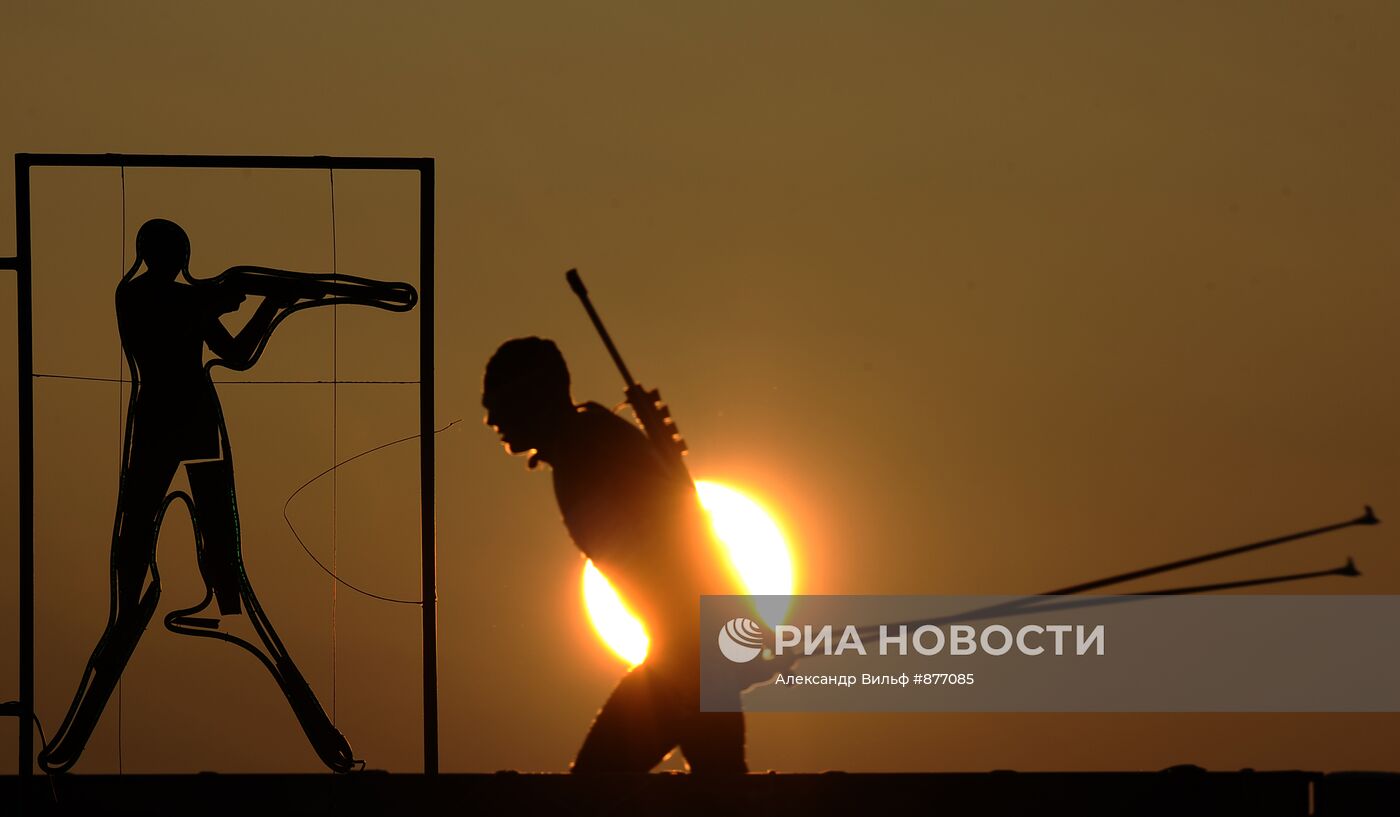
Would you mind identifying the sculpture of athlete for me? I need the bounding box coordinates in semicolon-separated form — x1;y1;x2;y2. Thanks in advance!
40;218;415;773
483;337;749;773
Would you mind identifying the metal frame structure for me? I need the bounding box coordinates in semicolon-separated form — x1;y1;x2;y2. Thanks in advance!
1;153;439;798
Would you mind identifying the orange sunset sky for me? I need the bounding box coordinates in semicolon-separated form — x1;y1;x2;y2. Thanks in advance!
2;2;1400;774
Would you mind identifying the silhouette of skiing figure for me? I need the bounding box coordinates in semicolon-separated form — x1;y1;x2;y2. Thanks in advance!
483;337;747;773
39;218;416;774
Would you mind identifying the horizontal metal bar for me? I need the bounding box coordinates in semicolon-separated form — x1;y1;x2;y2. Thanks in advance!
17;153;431;172
33;373;419;385
0;256;17;270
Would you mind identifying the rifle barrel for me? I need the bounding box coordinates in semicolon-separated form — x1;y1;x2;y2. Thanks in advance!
566;269;636;387
210;266;418;310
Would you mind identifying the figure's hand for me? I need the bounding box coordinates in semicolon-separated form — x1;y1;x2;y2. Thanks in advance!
263;292;298;310
212;284;247;315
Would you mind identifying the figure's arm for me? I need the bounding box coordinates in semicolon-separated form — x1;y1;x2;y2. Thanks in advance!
204;291;292;370
200;266;416;369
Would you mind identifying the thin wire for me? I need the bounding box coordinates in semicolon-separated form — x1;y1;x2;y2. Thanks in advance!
33;373;418;384
117;164;126;777
282;420;461;605
329;167;339;725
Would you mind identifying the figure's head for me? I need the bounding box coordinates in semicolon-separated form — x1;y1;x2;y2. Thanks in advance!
135;218;190;277
482;337;575;460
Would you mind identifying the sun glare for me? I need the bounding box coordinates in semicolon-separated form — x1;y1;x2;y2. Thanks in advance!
582;560;651;667
695;481;795;603
583;479;795;667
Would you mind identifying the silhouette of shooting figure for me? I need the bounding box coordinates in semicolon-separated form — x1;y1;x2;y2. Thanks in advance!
38;218;417;774
484;324;751;773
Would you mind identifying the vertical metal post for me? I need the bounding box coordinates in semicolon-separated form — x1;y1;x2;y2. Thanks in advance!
418;160;438;775
16;155;34;809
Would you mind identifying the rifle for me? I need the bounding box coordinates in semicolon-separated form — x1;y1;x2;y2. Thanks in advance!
566;269;692;483
203;265;418;312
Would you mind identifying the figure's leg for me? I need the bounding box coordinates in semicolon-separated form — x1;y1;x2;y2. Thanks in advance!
571;666;681;774
180;458;357;773
177;457;244;618
677;710;748;774
38;450;178;774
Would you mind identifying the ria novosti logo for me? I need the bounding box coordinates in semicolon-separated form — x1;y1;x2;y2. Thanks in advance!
717;619;1108;663
717;617;764;663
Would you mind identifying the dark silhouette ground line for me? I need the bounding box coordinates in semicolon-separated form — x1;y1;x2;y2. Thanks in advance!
5;769;1377;817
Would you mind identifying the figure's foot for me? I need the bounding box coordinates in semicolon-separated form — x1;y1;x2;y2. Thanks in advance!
41;584;161;774
163;589;242;637
38;671;109;774
273;655;360;773
39;661;121;773
167;613;222;630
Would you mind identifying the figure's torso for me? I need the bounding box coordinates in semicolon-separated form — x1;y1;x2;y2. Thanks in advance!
117;276;222;460
550;404;732;667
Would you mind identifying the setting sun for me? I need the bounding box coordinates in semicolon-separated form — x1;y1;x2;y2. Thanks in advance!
582;480;795;667
582;561;651;667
